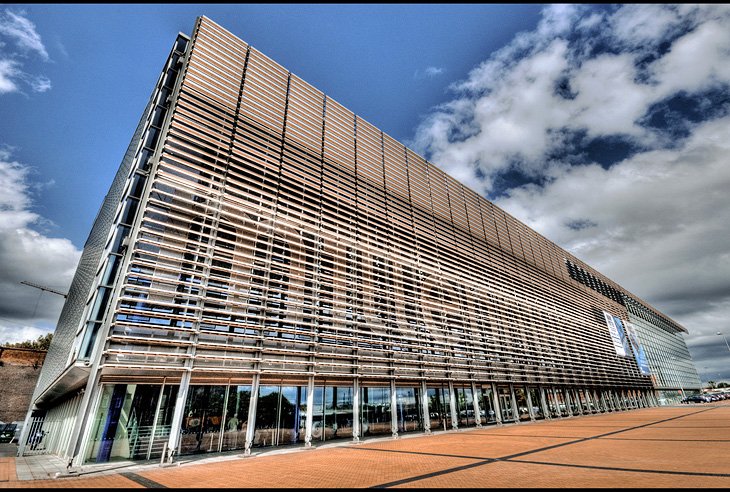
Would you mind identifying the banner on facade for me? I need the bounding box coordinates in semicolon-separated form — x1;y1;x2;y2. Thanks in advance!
625;321;651;375
603;311;627;356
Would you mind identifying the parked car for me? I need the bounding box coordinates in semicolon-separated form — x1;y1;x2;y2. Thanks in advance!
681;395;709;404
0;422;17;443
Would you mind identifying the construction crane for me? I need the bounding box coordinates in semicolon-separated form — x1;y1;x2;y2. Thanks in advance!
20;281;68;299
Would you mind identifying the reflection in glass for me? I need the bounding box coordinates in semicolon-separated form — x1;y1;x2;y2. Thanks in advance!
179;385;225;455
426;385;451;431
149;385;178;459
222;385;250;451
554;388;567;416
395;387;423;433
514;386;530;421
497;386;514;422
528;387;544;419
360;387;391;437
455;386;477;427
85;384;173;463
546;389;560;418
480;386;498;424
312;386;354;442
253;385;306;447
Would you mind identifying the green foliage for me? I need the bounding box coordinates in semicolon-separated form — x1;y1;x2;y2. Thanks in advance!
4;333;53;351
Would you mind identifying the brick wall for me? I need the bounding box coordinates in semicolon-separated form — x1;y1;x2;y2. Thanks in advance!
0;347;47;422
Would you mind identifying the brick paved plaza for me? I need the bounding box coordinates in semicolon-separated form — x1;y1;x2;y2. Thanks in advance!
2;403;729;488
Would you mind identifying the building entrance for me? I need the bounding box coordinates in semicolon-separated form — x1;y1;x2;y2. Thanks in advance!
480;386;498;424
497;386;515;422
426;385;452;431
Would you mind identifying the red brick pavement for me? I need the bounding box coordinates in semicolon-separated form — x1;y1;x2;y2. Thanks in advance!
2;403;728;488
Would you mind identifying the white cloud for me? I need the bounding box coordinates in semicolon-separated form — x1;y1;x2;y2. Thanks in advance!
30;74;50;92
0;150;81;346
0;324;49;346
0;58;19;93
411;4;730;379
415;66;446;80
0;10;51;96
412;4;730;193
0;9;49;60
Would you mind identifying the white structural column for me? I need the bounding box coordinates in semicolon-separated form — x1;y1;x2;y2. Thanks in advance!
509;384;520;424
525;388;536;421
352;379;360;442
244;374;260;455
390;381;399;438
68;374;104;466
540;388;551;420
471;382;483;428
583;389;593;413
448;382;458;430
604;390;614;411
421;381;431;434
551;388;561;417
492;383;502;425
564;389;574;417
304;377;315;447
164;370;191;462
650;391;659;407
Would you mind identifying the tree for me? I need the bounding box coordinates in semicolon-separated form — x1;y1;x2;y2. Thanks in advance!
4;333;53;351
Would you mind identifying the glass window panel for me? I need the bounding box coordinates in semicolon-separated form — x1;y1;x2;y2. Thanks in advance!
497;386;514;422
221;385;251;452
84;384;164;463
528;387;544;419
149;385;178;459
395;386;422;434
360;387;391;437
178;385;225;455
480;386;497;424
514;386;530;421
426;385;451;431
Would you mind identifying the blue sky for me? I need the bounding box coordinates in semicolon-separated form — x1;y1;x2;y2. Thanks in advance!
1;4;729;384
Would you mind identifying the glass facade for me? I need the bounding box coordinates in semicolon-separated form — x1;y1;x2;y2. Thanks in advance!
86;384;177;462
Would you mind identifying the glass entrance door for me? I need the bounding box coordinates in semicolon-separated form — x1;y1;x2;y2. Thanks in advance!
513;386;531;422
497;386;514;422
480;386;498;424
360;386;392;437
426;385;452;431
528;387;544;420
253;385;306;448
545;389;560;418
395;386;423;434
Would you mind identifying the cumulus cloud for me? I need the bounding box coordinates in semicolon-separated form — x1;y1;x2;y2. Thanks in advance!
0;9;51;96
412;4;730;193
411;4;730;379
0;9;48;60
0;149;81;345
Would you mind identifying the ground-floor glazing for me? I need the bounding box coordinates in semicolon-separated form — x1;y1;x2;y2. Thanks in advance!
81;378;657;464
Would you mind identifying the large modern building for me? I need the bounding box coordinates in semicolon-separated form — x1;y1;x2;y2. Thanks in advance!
20;16;701;466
